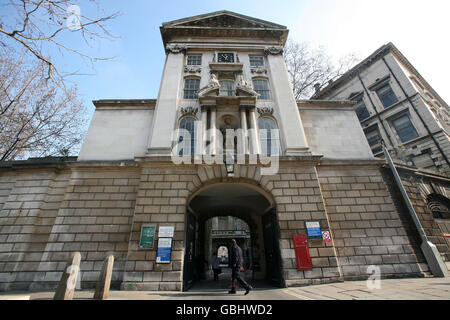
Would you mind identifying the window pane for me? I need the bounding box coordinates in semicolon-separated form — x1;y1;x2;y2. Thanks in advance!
187;55;202;66
183;78;200;99
178;117;196;155
258;117;280;155
250;56;264;67
219;80;234;96
365;127;382;154
392;115;419;142
376;84;398;108
253;79;270;100
355;100;370;121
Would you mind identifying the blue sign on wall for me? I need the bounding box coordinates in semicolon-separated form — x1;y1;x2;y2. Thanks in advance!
306;221;322;237
156;238;172;263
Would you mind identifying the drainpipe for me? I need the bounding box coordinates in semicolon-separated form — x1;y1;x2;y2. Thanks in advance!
383;144;448;277
382;57;450;167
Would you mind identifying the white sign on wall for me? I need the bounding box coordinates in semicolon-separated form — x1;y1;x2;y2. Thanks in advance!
159;226;174;238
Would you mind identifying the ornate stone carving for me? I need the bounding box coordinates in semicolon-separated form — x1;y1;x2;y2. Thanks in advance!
236;75;258;97
165;43;187;54
184;66;202;74
198;73;220;97
180;106;198;117
264;46;284;56
257;106;274;116
250;67;268;75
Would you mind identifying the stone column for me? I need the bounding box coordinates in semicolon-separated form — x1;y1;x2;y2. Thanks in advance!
201;106;208;155
147;44;186;156
210;107;217;155
240;107;248;155
249;107;260;154
265;47;310;155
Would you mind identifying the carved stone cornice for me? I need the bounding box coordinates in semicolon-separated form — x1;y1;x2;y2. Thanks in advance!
251;67;268;75
184;66;202;74
165;43;187;54
180;106;198;117
264;46;284;56
257;106;274;116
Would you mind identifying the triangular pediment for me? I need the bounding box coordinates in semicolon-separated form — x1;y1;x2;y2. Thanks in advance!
163;10;286;30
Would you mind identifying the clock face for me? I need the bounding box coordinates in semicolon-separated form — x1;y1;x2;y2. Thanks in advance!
218;53;234;63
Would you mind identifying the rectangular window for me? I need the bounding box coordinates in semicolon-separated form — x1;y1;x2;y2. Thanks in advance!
219;80;234;96
376;83;398;108
187;55;202;66
355;98;370;121
391;114;419;142
249;56;264;67
365;126;382;155
183;78;200;99
253;79;270;100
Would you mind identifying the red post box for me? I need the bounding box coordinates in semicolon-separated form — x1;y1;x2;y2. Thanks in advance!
293;234;312;271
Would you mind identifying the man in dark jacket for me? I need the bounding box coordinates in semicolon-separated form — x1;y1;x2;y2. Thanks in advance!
229;239;253;295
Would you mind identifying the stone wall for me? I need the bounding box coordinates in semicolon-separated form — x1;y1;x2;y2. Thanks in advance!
317;165;428;280
391;166;450;261
1;159;445;291
0;168;71;291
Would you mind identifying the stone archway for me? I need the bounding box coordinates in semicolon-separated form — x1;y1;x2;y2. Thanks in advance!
183;174;283;290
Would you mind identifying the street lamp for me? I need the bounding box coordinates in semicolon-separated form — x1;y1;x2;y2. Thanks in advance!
225;163;234;177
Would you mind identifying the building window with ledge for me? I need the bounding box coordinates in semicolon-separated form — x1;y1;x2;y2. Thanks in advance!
187;55;202;66
355;98;370;121
376;83;398;108
391;114;419;142
177;117;196;156
249;56;264;67
219;80;235;96
364;126;382;155
183;78;200;99
253;79;270;100
258;117;280;156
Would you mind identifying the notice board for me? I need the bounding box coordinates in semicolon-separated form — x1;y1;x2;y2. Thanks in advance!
139;224;156;249
156;238;172;263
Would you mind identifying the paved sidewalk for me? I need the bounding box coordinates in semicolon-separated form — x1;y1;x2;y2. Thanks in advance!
286;277;450;300
0;277;449;300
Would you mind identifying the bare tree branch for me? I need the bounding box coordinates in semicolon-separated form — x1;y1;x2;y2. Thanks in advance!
284;39;359;100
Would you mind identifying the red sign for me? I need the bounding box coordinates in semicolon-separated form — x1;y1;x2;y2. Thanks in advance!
293;234;312;271
442;233;450;238
322;231;331;243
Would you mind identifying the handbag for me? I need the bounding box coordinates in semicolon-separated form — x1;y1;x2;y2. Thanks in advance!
218;268;222;274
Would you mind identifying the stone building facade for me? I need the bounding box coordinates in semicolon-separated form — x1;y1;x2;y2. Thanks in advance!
312;43;450;174
0;11;449;292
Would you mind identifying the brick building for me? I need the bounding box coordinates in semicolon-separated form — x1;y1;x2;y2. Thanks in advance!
0;11;449;292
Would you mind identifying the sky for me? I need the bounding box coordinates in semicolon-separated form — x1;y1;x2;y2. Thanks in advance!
7;0;450;120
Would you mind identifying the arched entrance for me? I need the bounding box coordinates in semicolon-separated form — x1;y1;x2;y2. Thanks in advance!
183;182;284;291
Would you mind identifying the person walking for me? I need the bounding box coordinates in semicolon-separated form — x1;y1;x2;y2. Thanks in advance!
229;239;252;295
211;253;221;281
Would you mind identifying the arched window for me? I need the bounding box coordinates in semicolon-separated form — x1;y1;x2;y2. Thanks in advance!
426;194;450;219
183;78;200;99
253;79;271;100
258;117;280;156
219;80;234;96
178;117;196;156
